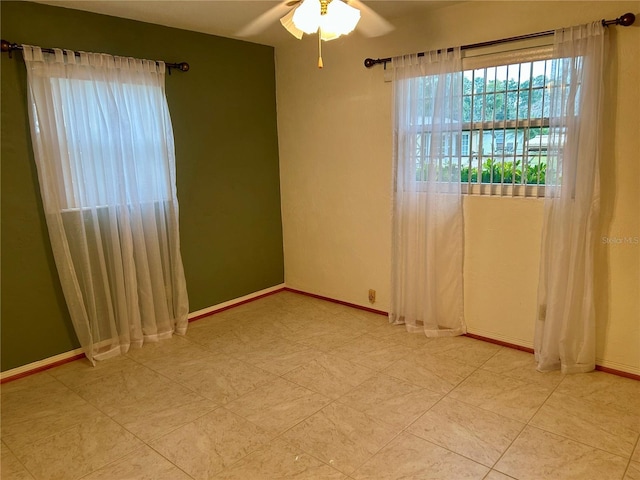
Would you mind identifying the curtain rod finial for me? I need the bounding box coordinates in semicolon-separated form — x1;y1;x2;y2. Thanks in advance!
604;12;635;27
1;39;12;53
618;12;636;26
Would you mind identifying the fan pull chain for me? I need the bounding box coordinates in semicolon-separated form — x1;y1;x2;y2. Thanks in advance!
318;29;323;69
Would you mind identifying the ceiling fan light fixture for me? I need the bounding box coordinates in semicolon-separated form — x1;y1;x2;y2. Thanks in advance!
280;8;304;39
321;0;360;38
280;0;364;68
291;0;322;34
284;0;362;40
319;29;340;41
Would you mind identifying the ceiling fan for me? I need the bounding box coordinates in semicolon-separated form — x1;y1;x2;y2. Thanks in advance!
237;0;394;67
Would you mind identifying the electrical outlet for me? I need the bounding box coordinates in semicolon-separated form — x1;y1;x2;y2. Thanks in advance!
368;289;376;304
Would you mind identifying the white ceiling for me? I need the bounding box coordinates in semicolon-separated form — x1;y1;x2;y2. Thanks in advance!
35;1;458;47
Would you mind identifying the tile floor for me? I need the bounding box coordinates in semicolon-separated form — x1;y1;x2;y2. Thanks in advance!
2;291;639;480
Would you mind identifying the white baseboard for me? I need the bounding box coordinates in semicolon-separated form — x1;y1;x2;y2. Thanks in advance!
595;358;640;377
465;326;534;350
1;347;86;382
188;283;286;320
1;283;286;383
466;327;639;377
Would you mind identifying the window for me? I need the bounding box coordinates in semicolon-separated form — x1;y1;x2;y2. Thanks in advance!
462;54;552;195
413;46;556;196
49;77;173;210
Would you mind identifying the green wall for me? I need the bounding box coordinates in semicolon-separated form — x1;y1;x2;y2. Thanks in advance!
1;1;284;371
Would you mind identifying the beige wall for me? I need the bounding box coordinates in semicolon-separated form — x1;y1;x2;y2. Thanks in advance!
276;1;640;374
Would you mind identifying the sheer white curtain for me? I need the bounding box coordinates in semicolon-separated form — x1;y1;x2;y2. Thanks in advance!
23;46;189;364
389;49;466;337
535;22;607;373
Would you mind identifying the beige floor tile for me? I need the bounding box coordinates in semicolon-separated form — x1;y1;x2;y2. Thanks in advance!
0;371;58;394
495;426;628;480
81;446;193;479
149;407;271;480
297;329;362;353
272;319;326;340
215;307;292;335
530;391;640;457
184;315;239;344
408;397;524;467
1;442;35;480
218;299;283;315
125;334;200;364
484;471;516;480
47;356;139;390
69;365;218;441
174;355;278;404
72;363;196;417
227;335;323;375
342;307;389;322
555;371;640;412
315;300;356;316
260;311;328;335
626;461;640;480
373;327;435;348
261;311;322;338
226;377;331;436
278;317;353;343
337;373;441;429
364;320;399;337
196;327;281;355
449;370;553;422
424;336;502;367
252;291;294;307
219;308;283;325
331;334;415;371
633;441;640;463
480;347;565;388
1;376;87;431
236;306;294;327
282;402;400;475
383;350;476;395
15;415;143;480
2;402;103;452
112;393;217;442
351;431;489;479
187;308;280;347
331;310;389;333
280;298;339;318
215;439;346;479
280;295;347;312
140;347;222;382
265;343;325;372
283;353;375;399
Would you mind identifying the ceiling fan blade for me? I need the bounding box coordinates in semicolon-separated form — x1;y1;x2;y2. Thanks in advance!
236;1;293;37
347;0;394;37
